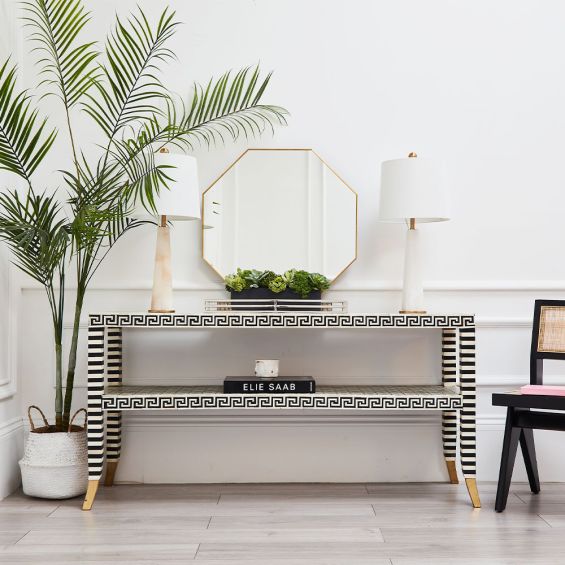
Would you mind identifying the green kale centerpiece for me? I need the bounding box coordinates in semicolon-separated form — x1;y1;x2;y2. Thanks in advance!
224;268;330;297
259;270;277;288
268;275;287;293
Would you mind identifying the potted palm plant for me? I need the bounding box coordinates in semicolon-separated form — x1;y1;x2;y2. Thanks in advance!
0;0;286;498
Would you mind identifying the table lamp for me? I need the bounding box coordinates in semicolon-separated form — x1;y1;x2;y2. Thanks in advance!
139;148;200;313
378;153;449;313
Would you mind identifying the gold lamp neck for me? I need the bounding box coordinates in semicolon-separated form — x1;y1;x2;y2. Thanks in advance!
408;153;417;228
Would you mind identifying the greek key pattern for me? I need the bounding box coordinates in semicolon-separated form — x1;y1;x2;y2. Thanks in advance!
102;386;463;410
102;393;462;411
89;313;474;329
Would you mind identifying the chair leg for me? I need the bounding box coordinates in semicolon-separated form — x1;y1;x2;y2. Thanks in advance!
495;408;521;512
520;427;540;494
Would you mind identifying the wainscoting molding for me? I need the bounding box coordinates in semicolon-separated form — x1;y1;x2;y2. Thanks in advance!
0;416;23;500
0;416;23;439
21;279;565;292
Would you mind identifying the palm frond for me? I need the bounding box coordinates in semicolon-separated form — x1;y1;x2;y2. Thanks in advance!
178;65;288;148
0;59;57;183
128;66;288;153
83;7;178;140
108;139;172;212
63;153;124;211
0;189;68;285
22;0;99;107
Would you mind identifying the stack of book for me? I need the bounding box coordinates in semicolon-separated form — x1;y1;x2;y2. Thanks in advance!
224;376;315;394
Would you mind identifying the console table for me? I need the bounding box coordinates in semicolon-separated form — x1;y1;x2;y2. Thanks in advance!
82;312;480;510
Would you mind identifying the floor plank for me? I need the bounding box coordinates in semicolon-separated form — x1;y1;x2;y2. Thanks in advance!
209;515;381;529
195;557;390;565
0;532;28;545
18;527;383;545
195;542;388;560
51;502;377;518
0;543;199;562
390;556;565;565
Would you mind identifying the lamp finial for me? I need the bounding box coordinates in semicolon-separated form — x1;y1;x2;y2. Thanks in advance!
408;152;417;158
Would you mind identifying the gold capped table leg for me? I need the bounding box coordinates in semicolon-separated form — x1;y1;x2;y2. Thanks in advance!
82;480;99;511
446;459;459;484
105;460;119;487
465;478;481;508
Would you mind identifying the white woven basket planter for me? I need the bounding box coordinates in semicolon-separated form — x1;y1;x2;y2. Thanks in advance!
19;407;88;499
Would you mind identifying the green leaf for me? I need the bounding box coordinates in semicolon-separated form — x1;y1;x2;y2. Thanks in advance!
22;0;100;107
178;65;288;148
0;59;57;182
122;66;288;157
83;7;178;141
0;189;68;286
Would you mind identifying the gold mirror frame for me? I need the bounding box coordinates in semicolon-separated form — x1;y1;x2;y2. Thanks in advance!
201;148;358;283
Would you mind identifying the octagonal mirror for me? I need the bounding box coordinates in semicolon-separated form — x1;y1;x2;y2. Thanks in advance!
202;149;357;282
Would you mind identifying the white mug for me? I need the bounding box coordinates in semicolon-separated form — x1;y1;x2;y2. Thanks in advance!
255;359;279;379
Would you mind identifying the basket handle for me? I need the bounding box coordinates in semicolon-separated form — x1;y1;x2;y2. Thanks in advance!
27;405;49;431
68;408;87;432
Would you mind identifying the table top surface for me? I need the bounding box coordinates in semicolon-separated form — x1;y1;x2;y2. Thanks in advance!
103;385;461;397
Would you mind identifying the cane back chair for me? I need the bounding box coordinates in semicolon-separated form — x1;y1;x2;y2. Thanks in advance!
493;299;565;511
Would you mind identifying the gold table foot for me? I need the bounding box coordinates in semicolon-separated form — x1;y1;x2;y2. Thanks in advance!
82;480;99;511
104;460;119;487
446;460;459;484
465;478;481;508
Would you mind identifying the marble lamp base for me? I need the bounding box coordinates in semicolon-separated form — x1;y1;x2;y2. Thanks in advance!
149;221;174;313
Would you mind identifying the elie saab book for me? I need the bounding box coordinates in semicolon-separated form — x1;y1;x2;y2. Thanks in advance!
224;376;315;394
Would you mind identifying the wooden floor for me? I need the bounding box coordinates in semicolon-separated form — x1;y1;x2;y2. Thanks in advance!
1;481;565;564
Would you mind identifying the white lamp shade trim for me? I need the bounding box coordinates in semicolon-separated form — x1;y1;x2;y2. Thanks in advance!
379;157;450;223
136;153;201;221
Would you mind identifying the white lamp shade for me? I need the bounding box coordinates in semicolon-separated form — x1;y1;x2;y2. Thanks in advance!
136;152;201;221
379;157;449;223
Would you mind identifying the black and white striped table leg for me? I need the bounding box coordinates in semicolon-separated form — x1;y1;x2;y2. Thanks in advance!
105;327;122;487
442;328;459;484
83;324;106;510
459;325;481;508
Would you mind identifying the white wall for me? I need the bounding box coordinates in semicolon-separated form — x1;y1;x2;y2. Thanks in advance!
0;0;24;499
10;0;565;484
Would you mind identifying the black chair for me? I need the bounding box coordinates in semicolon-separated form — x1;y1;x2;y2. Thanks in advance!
493;299;565;512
